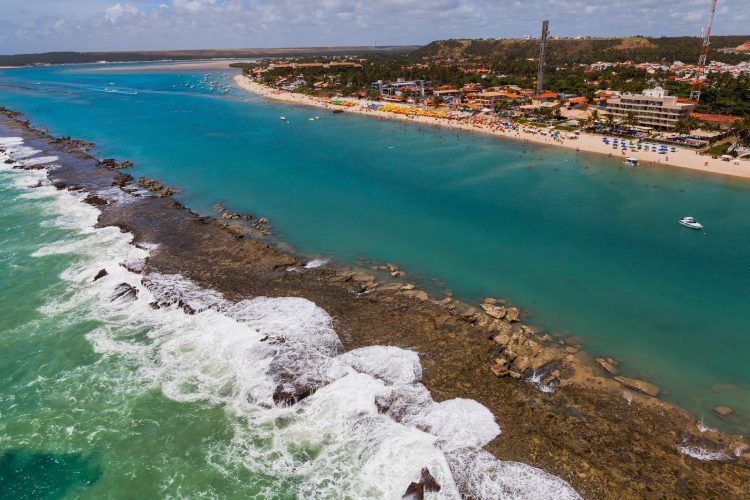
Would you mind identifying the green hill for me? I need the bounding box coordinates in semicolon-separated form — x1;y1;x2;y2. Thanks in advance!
413;36;750;65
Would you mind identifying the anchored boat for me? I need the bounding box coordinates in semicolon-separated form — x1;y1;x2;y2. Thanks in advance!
624;157;639;166
679;217;703;230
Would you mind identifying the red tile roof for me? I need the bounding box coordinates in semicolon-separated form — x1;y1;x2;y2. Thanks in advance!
532;92;559;100
691;113;742;124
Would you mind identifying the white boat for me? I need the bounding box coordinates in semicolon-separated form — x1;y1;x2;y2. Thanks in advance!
624;157;639;166
678;217;703;230
280;116;286;121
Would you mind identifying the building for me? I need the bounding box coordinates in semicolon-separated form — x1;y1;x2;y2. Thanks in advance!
691;113;742;130
471;91;524;108
605;87;697;130
371;79;430;97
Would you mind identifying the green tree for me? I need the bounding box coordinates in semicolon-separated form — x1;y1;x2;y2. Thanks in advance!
590;108;599;123
622;111;639;128
674;115;699;135
730;116;750;145
604;113;617;131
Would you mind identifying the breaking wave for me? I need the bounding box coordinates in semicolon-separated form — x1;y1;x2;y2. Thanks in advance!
1;137;581;498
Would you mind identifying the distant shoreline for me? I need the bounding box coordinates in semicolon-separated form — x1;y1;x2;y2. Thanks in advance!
234;75;750;181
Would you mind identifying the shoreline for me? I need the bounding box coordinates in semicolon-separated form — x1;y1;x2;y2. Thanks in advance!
234;75;750;181
1;107;749;497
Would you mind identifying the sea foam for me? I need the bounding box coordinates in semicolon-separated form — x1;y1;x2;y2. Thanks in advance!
1;136;582;499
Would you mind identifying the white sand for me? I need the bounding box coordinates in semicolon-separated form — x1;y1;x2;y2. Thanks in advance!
234;75;750;180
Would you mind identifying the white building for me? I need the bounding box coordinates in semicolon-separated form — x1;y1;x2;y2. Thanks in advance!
606;87;697;130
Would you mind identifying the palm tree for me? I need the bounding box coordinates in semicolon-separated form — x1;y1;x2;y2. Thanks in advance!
674;115;698;136
590;108;599;123
622;111;639;128
604;113;617;131
730;116;750;145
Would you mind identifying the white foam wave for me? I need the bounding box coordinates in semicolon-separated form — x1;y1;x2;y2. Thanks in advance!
304;258;329;269
19;155;59;167
3;135;581;498
447;448;581;499
0;136;24;147
677;445;731;461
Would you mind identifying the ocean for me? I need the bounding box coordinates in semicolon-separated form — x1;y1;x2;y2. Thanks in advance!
0;60;748;495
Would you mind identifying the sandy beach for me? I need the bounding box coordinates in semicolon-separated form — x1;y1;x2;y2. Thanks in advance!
234;75;750;181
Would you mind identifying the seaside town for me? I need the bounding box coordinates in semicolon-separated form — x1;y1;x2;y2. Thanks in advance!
236;31;750;174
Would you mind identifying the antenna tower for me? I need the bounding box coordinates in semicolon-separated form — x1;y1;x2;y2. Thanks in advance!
537;19;549;95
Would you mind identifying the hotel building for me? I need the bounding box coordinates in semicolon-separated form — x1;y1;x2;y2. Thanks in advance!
605;87;697;130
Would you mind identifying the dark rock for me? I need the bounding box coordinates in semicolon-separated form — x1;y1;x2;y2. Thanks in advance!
112;283;138;301
84;194;108;206
177;299;196;315
138;177;164;192
403;482;424;500
93;269;108;281
51;180;66;189
113;173;133;187
100;158;133;169
4;159;14;164
272;385;313;407
420;468;441;492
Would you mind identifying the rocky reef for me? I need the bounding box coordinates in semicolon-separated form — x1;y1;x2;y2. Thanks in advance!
1;107;749;499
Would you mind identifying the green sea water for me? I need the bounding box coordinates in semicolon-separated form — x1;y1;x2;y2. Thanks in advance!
0;60;749;495
0;143;578;499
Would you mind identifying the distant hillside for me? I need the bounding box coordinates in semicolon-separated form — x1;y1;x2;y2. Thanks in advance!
413;36;750;64
0;46;418;67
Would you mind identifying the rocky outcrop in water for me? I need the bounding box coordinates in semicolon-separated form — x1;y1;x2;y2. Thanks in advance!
112;283;138;301
402;468;441;499
614;376;661;397
100;158;132;169
93;269;108;281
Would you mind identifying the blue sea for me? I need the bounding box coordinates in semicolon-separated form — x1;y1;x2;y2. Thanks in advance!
0;60;748;496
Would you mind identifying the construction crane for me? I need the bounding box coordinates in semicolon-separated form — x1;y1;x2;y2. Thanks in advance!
689;0;719;102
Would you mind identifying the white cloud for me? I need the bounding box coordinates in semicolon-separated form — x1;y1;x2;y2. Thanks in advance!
0;0;748;54
104;3;140;24
172;0;216;14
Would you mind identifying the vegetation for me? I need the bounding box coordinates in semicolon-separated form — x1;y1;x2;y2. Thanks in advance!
730;116;750;144
414;36;750;65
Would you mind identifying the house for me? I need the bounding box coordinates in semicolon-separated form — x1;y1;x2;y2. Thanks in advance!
565;96;589;109
371;79;430;97
471;91;524;108
531;91;559;103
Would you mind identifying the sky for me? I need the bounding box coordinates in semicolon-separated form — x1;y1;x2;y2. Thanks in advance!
0;0;748;54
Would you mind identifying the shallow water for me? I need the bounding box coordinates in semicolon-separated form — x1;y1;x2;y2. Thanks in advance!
0;61;748;439
0;137;580;497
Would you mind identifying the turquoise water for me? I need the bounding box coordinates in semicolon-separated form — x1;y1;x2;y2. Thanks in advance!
0;136;578;498
0;61;748;448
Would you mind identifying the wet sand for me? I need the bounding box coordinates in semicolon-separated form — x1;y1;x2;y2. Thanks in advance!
2;108;749;498
234;76;750;181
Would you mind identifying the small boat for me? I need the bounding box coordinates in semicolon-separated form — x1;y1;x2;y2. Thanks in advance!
678;217;703;230
280;116;286;121
624;157;639;166
332;109;344;114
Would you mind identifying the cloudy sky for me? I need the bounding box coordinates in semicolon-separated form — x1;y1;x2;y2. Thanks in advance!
0;0;747;54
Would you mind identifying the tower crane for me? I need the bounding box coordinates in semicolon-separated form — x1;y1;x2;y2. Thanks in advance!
689;0;718;102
